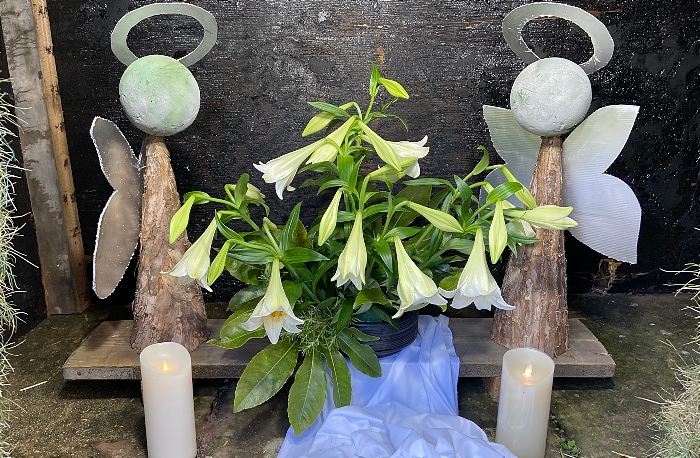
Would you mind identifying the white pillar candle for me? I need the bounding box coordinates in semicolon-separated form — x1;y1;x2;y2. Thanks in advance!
495;347;555;458
139;342;197;458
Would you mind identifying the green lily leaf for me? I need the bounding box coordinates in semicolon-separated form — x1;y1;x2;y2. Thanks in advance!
442;237;474;255
282;280;304;306
391;185;432;228
292;220;312;248
384;227;422;240
467;146;490;178
234;341;299;412
485;181;524;206
280;203;302;253
228;285;265;311
338;328;381;378
228;246;276;264
346;327;379;342
234;174;249;207
282;247;329;264
226;257;263;285
353;287;388;310
439;273;461;291
373;238;393;275
318;179;347;193
363;202;390;219
288;350;327;435
312;258;338;291
208;308;265;349
307;101;351;119
403;178;452;187
334;298;354;331
321;347;352;408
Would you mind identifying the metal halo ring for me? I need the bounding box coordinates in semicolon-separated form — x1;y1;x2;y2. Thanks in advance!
111;3;217;67
502;2;613;74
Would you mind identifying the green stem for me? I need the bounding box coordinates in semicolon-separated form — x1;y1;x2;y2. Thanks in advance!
282;261;320;303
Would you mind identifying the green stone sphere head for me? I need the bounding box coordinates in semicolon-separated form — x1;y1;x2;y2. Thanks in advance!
510;57;592;137
119;55;200;136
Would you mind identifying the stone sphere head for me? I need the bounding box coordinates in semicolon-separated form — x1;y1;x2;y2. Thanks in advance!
510;57;592;137
119;55;200;136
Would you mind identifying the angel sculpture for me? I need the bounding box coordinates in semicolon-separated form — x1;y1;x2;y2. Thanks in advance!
483;2;641;264
90;3;217;352
484;3;641;357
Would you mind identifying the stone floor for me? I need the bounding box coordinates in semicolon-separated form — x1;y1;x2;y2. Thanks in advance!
5;293;699;458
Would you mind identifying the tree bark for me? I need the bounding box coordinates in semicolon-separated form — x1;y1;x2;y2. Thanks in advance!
491;136;568;358
131;135;208;353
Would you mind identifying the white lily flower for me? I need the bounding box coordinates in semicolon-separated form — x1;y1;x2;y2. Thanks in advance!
242;259;304;344
393;237;446;318
164;219;218;292
387;135;429;178
439;227;514;311
254;139;325;200
331;211;367;290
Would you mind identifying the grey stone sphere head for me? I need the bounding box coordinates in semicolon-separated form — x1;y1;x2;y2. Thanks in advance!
119;55;200;136
510;57;592;137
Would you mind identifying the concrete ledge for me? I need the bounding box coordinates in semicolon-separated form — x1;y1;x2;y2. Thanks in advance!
63;318;615;380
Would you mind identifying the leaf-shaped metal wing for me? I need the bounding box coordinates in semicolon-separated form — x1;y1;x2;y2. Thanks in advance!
481;105;540;206
90;117;144;298
562;105;640;263
482;104;641;263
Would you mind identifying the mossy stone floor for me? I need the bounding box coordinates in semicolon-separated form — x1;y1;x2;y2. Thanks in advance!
6;294;698;457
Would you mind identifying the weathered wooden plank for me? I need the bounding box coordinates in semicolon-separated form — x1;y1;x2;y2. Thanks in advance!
30;0;90;313
63;318;615;380
0;0;90;314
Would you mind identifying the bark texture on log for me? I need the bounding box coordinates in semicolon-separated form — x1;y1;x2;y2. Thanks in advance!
131;135;208;353
491;136;569;358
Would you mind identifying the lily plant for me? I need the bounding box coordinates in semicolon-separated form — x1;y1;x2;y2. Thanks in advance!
166;65;577;434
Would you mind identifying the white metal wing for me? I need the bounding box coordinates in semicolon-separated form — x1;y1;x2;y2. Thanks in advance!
482;105;641;263
90;117;144;298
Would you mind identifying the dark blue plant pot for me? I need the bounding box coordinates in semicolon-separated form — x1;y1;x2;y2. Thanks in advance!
351;310;420;358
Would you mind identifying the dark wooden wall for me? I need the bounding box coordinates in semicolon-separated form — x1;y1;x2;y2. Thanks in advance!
3;0;700;313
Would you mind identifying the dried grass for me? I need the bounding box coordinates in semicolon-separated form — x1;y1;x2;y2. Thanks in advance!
0;82;23;457
651;261;700;458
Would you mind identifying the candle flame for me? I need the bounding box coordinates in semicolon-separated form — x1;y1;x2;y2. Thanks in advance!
523;364;533;378
161;361;171;372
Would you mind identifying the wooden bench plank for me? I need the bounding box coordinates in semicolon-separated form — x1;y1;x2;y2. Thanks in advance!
63;318;615;380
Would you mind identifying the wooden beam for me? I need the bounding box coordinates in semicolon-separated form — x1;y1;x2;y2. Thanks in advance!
62;318;616;380
0;0;90;313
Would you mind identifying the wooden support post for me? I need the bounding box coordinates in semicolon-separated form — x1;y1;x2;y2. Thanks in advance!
491;136;569;357
0;0;90;314
131;136;208;353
